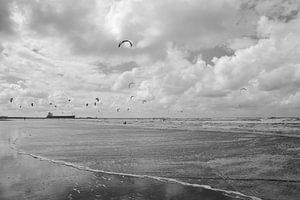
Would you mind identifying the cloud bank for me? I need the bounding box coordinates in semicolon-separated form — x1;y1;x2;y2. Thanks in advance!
0;0;299;117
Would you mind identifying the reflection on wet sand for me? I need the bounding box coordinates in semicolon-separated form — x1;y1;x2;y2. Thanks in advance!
0;122;257;200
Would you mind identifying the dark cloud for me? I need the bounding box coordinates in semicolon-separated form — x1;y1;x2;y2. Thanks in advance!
171;43;234;65
23;0;117;56
240;0;300;22
198;89;230;98
0;75;25;84
19;0;257;60
0;0;15;35
27;0;95;35
93;61;139;74
0;43;4;53
189;45;234;65
114;1;256;61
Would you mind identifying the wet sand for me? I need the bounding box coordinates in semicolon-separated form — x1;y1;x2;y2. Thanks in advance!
0;122;255;200
0;149;252;200
1;120;299;199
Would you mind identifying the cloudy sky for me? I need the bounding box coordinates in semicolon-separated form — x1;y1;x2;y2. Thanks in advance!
0;0;300;117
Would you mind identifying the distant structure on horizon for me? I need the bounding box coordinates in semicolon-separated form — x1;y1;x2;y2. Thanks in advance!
0;116;9;120
46;112;75;119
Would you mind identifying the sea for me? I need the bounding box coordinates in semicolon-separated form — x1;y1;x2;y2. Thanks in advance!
91;117;300;136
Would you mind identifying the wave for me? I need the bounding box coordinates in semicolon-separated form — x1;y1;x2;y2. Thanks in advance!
17;150;261;200
76;117;300;138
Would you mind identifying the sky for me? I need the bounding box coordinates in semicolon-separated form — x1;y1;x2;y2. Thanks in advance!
0;0;300;118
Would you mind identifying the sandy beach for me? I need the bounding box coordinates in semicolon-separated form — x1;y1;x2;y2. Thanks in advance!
0;119;299;200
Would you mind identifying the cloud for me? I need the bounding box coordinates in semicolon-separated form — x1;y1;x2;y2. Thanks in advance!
0;0;300;117
240;0;300;23
227;36;259;50
16;0;259;62
104;0;257;61
0;43;105;109
131;14;300;114
111;70;136;91
0;0;15;35
93;61;139;74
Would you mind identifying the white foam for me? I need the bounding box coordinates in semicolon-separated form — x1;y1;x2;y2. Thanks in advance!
17;150;261;200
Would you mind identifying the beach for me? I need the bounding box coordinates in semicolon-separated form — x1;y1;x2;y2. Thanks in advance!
0;119;299;200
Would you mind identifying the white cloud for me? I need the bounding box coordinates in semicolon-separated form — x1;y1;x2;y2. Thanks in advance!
0;0;299;117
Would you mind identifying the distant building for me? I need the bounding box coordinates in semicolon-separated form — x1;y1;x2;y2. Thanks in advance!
46;112;75;119
0;116;8;120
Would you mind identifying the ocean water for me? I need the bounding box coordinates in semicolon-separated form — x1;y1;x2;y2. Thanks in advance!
85;117;300;136
1;118;300;200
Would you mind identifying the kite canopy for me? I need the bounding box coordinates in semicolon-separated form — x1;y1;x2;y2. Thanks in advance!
95;98;100;102
118;40;133;48
128;82;135;88
240;87;247;94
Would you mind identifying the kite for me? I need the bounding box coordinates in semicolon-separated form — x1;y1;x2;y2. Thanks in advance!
128;82;135;88
118;40;133;48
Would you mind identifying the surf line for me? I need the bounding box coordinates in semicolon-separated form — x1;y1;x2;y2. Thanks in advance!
169;176;300;183
17;150;261;200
